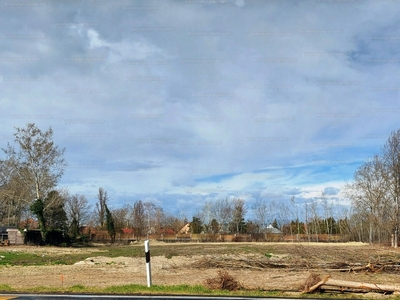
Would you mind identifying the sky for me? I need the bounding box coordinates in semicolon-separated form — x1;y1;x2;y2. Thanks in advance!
0;0;399;219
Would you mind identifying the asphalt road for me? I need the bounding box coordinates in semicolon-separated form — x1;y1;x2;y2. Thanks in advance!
0;295;310;300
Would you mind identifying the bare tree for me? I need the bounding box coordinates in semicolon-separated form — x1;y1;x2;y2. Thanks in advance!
309;200;319;242
112;204;131;234
230;198;247;234
345;155;389;245
382;130;400;248
276;201;292;236
132;200;146;238
252;198;267;232
164;213;186;233
0;161;33;226
2;123;66;200
143;201;157;234
65;193;90;238
213;198;233;232
290;196;302;238
200;201;213;232
95;187;109;229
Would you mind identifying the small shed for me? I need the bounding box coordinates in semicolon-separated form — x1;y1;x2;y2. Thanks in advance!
6;228;24;245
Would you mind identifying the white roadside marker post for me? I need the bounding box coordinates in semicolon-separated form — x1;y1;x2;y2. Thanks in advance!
145;240;152;287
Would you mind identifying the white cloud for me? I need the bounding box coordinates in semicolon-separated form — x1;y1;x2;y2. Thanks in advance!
87;28;161;62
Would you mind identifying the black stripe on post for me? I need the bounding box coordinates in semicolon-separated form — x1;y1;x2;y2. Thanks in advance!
146;250;150;263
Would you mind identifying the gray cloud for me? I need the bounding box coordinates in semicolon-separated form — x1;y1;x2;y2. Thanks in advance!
0;0;398;216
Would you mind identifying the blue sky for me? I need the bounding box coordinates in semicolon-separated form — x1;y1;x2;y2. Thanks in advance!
0;0;399;218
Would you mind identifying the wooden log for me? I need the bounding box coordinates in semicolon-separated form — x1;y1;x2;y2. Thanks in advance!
320;285;369;293
324;279;400;293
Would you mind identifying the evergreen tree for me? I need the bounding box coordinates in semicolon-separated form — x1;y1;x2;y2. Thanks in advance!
191;217;202;234
105;205;116;243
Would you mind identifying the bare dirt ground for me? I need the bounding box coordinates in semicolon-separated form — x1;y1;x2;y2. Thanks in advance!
1;242;400;294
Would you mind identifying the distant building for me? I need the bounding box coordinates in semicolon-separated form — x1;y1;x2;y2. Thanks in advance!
262;224;283;242
179;223;190;234
264;224;282;234
6;228;24;245
0;226;8;243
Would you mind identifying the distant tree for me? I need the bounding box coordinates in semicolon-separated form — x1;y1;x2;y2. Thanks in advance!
245;220;259;233
346;155;390;245
30;198;46;239
164;214;186;233
132;200;146;238
252;198;269;232
210;219;219;234
191;216;202;234
309;200;320;242
105;204;116;243
271;219;278;229
2;123;66;239
111;204;131;236
215;198;233;232
230;198;247;234
95;187;109;229
143;201;157;234
153;206;165;234
65;193;90;238
43;190;68;232
382;130;400;248
0;162;32;226
2;123;66;200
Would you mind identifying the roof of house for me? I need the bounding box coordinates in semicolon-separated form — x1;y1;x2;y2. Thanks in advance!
179;223;190;234
263;224;282;234
121;228;135;234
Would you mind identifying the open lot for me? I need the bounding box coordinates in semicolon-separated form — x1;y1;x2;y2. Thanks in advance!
1;242;400;296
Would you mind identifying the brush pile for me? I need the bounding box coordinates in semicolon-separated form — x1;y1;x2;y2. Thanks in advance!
205;270;243;291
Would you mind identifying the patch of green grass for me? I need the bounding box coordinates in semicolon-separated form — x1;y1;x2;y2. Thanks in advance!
265;252;272;258
69;284;86;291
103;284;281;297
0;251;44;266
0;282;283;297
0;284;12;291
0;282;387;299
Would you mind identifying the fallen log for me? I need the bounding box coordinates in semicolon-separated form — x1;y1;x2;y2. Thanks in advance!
323;279;400;293
320;285;370;294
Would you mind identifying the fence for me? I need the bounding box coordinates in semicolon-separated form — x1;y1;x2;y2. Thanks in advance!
283;234;350;243
87;232;348;243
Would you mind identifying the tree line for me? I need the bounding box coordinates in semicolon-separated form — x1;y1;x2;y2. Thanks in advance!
1;124;400;246
345;129;400;247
